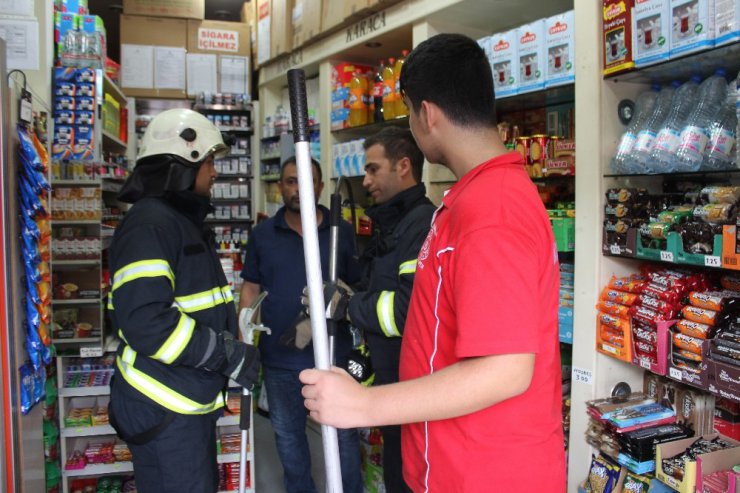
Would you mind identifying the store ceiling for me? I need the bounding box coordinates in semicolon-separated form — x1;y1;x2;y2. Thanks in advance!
88;0;245;63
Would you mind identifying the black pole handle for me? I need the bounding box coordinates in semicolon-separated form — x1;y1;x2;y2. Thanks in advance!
287;69;309;143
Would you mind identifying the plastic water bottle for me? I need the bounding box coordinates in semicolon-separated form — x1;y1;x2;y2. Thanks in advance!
610;85;660;173
649;76;701;172
623;82;678;173
702;80;737;170
673;69;729;172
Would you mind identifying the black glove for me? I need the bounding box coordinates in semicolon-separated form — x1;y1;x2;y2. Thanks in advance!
280;313;313;350
301;279;354;322
205;330;260;389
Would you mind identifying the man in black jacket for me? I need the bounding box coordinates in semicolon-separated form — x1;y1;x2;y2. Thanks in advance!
347;126;435;493
108;108;260;493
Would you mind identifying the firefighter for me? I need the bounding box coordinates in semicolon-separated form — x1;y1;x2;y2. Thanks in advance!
107;108;260;493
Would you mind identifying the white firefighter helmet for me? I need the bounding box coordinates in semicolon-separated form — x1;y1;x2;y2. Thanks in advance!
137;108;229;166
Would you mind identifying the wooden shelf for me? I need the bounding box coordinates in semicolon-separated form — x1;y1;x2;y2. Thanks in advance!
59;385;110;397
61;424;116;438
194;103;253;112
102;130;127;153
63;461;133;478
103;74;127;106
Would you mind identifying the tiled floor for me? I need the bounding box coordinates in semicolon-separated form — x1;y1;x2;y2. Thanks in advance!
253;412;327;492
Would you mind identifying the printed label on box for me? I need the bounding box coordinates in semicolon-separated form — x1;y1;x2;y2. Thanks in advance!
489;30;519;97
545;11;576;87
517;20;546;93
670;0;716;56
633;0;671;67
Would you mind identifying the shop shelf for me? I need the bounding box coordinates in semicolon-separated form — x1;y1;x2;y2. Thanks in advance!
62;461;133;478
59;386;110;398
61;424;116;438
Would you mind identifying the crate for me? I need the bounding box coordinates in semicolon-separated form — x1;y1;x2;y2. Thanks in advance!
655;433;740;493
602;226;636;257
675;232;723;267
596;314;633;363
666;335;711;390
635;230;680;263
631;320;672;376
551;216;575;252
722;225;740;270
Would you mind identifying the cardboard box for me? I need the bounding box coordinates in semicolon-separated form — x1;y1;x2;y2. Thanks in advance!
603;0;635;76
670;0;716;57
489;30;519;98
322;0;345;33
292;0;322;48
656;433;740;493
256;0;271;65
241;1;255;24
517;19;547;94
633;0;671;67
120;14;188;99
545;10;576;87
187;20;250;57
716;0;740;46
122;0;204;20
708;358;740;402
271;0;293;58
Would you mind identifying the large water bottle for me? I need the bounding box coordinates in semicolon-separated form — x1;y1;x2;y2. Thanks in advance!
610;85;660;173
649;76;702;172
623;82;678;173
702;80;738;170
673;69;729;172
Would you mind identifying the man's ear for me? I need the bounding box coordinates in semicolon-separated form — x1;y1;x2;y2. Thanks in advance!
395;156;412;179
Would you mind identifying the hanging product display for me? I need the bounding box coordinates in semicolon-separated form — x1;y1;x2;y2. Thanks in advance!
17;123;53;413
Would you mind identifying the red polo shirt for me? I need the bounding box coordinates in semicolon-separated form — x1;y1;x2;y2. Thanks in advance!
399;152;565;492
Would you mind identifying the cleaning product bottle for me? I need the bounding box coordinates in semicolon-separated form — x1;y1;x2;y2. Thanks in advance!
373;60;385;123
383;58;396;120
394;50;409;117
349;70;368;127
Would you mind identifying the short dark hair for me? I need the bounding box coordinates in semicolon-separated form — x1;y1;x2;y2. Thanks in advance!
363;127;424;183
280;156;322;182
400;33;496;128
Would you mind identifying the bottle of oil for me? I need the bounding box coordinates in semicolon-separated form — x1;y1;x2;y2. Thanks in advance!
393;50;409;117
382;58;396;120
349;70;368;127
373;61;385;122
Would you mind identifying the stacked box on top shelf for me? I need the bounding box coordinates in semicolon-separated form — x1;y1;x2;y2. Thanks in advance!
53;67;98;161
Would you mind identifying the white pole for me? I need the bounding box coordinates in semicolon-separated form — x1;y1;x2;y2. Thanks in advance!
288;69;343;493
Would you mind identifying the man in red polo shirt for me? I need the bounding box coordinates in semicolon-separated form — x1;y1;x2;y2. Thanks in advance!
300;33;565;492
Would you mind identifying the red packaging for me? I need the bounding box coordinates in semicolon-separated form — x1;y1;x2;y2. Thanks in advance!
602;0;634;76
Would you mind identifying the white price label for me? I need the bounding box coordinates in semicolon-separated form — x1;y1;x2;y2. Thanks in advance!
704;255;721;267
80;346;103;358
572;366;593;385
669;367;682;381
602;344;618;354
610;245;621;255
660;251;674;262
640;358;652;370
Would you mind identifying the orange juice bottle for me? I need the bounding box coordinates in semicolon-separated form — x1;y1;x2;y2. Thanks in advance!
393;50;409;117
382;57;396;120
349;70;368;127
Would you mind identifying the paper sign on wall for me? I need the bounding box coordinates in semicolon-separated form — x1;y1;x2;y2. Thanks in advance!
186;53;217;96
121;44;154;89
0;19;39;70
155;46;186;90
198;28;239;52
220;55;249;95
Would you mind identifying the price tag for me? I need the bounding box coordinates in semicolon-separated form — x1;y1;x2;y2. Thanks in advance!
639;358;652;370
704;255;721;267
660;251;674;262
610;245;621;255
80;346;103;358
603;344;617;354
572;366;593;385
669;367;682;381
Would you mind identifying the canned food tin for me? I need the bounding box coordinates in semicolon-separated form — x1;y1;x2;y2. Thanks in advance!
530;134;549;164
515;136;531;163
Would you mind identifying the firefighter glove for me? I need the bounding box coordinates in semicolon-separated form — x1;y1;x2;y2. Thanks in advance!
218;331;260;390
280;313;313;350
301;279;354;322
